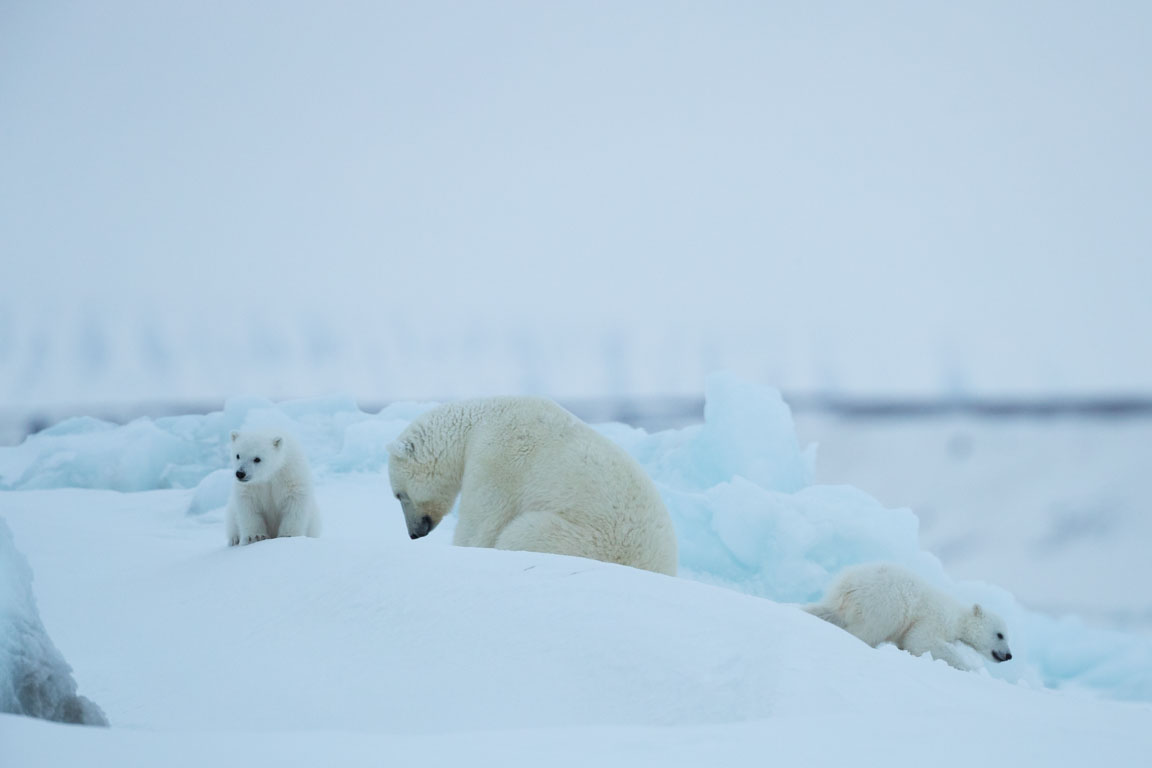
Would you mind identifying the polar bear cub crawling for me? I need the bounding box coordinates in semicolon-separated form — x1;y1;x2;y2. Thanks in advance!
226;429;321;546
387;397;678;575
805;563;1012;670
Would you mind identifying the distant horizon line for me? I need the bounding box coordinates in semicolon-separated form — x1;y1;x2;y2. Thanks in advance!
4;392;1152;447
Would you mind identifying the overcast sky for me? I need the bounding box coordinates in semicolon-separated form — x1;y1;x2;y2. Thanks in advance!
2;1;1150;402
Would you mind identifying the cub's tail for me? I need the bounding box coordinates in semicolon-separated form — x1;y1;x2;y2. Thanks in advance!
803;602;845;629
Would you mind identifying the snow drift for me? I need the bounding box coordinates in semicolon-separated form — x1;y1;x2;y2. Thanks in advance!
0;519;107;726
1;506;1149;766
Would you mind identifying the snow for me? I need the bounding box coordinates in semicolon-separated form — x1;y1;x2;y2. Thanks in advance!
3;710;1150;768
0;519;107;726
1;481;1150;765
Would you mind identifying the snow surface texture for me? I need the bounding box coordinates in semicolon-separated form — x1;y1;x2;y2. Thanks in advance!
0;374;1149;702
2;484;1150;766
0;519;107;726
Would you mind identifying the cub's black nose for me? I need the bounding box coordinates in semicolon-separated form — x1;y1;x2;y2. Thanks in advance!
1005;652;1012;661
235;470;246;480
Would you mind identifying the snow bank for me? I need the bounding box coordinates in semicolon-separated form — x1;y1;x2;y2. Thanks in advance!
0;519;107;726
1;374;1149;701
2;536;1150;766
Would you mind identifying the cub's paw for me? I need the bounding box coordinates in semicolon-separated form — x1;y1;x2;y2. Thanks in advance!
228;535;240;547
244;534;268;545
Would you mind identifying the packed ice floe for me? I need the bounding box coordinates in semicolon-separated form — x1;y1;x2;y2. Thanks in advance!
1;373;1149;701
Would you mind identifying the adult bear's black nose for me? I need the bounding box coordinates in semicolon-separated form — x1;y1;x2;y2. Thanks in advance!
235;470;246;480
409;515;433;539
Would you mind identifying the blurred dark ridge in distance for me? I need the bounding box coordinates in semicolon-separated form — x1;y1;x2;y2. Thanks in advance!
5;394;1152;447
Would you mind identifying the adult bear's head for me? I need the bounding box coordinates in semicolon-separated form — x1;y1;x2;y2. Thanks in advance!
387;430;456;540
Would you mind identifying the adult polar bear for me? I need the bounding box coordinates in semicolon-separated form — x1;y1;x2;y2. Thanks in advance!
386;397;678;576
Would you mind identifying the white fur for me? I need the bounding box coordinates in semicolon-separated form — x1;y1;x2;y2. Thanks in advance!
225;430;321;546
387;397;678;575
805;563;1013;670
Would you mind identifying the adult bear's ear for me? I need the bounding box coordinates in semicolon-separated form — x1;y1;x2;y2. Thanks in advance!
230;430;240;442
972;604;984;618
387;438;415;459
272;437;283;450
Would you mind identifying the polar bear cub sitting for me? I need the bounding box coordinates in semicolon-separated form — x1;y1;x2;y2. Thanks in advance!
386;396;678;575
805;563;1013;670
225;429;321;546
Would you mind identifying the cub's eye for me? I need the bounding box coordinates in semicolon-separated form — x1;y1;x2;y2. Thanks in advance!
996;633;1004;640
235;454;240;460
253;457;261;463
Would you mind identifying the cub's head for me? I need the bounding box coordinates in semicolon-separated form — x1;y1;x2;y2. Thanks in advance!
387;434;456;540
230;430;288;485
969;604;1013;663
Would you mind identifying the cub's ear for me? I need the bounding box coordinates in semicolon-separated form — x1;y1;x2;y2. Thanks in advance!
972;604;984;618
387;438;416;459
230;430;240;442
272;437;283;449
